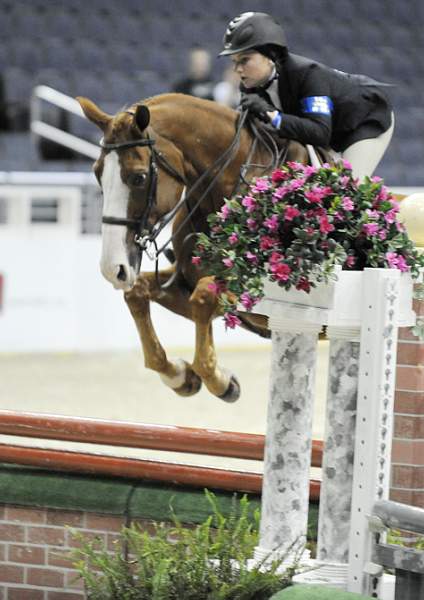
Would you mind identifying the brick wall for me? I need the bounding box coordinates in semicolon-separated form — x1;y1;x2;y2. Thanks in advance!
391;296;424;507
0;504;129;599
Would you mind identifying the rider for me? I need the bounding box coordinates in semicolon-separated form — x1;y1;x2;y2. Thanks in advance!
219;12;394;180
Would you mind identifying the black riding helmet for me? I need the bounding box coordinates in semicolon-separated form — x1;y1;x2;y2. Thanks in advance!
219;12;288;60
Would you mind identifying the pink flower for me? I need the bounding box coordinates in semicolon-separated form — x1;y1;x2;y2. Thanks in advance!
287;161;304;171
242;195;257;212
228;232;239;245
260;235;278;250
385;252;409;272
218;204;231;221
284;205;301;221
304;165;318;177
377;186;389;201
191;256;201;265
389;199;400;210
270;261;292;282
287;178;306;192
345;255;356;268
319;215;335;234
362;222;379;236
384;209;397;224
272;169;289;183
269;251;284;264
208;280;226;295
342;197;354;211
366;209;380;219
272;186;289;202
222;257;234;268
305;186;331;203
396;221;406;232
252;178;270;193
224;312;242;329
240;291;258;310
295;277;311;292
378;229;387;240
371;175;383;183
264;214;279;232
342;159;352;170
340;175;350;186
246;218;258;231
245;251;258;264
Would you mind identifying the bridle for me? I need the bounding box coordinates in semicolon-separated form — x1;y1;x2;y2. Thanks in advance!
99;110;288;264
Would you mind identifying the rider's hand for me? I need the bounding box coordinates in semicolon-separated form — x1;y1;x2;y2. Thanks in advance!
240;94;274;122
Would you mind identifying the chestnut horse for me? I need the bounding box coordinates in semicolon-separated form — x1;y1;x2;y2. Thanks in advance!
77;93;309;402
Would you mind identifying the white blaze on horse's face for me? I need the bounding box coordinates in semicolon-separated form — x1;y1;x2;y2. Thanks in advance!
100;152;137;291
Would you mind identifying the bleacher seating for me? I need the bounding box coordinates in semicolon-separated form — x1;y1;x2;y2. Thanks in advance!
0;0;422;186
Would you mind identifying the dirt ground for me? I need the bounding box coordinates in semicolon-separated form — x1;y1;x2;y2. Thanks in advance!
0;342;329;475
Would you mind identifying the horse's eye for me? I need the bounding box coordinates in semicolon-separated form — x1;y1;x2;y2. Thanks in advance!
129;173;147;187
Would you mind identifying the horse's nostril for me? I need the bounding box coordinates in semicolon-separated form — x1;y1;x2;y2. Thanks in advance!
117;265;127;281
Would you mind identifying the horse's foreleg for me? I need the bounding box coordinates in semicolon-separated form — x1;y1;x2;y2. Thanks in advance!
189;277;241;402
124;274;202;397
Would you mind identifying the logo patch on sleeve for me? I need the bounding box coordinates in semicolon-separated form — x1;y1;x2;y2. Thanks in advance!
301;96;334;115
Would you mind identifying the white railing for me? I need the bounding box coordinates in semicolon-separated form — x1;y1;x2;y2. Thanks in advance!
30;85;99;159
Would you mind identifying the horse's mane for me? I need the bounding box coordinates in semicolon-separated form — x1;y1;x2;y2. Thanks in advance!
132;93;238;124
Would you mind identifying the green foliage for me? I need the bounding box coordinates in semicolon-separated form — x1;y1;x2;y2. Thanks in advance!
387;529;424;550
70;491;295;600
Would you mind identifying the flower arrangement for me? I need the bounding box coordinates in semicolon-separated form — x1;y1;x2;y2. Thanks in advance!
193;160;424;328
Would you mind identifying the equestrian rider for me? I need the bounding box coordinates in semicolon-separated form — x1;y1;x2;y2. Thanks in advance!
219;12;394;180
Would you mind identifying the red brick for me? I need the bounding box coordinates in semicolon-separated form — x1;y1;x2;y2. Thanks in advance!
399;327;421;342
391;465;424;488
396;365;424;391
0;543;6;561
27;526;65;547
8;544;46;565
47;547;74;569
27;567;64;588
0;523;25;542
66;529;106;549
46;509;83;528
47;592;85;600
392;439;424;465
0;506;6;519
395;390;424;414
394;414;424;439
84;513;124;532
0;564;24;583
8;588;44;600
65;570;85;589
0;588;4;600
397;342;424;366
5;506;46;524
390;489;424;508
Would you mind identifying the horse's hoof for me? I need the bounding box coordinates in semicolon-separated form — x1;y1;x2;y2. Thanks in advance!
174;369;202;397
218;374;241;403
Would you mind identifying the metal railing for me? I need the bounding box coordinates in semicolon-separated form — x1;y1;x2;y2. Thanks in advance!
30;85;99;159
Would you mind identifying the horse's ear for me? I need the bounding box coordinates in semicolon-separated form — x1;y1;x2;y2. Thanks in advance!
76;97;112;131
134;105;150;132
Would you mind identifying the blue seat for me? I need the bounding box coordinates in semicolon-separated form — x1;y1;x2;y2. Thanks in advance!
42;37;76;70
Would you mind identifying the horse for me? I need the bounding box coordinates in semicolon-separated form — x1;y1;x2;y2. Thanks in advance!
77;93;310;402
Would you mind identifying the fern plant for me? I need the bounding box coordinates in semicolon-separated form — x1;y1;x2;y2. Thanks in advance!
70;491;296;600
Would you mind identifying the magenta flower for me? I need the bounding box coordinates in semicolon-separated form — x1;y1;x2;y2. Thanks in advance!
377;186;389;201
378;229;387;240
246;218;258;231
284;205;301;221
252;178;270;193
272;169;290;183
384;209;397;224
345;255;356;268
362;222;379;236
319;215;335;234
385;252;409;272
264;214;279;232
242;195;257;212
222;257;234;268
371;175;383;183
342;197;354;211
342;159;352;170
208;280;226;295
218;204;231;221
272;186;289;202
305;186;331;203
340;175;350;186
245;251;258;264
259;235;278;250
240;291;258;310
295;277;311;292
228;232;239;245
270;261;292;282
269;251;284;264
304;165;318;177
224;312;242;329
191;256;201;265
287;161;305;171
287;178;306;192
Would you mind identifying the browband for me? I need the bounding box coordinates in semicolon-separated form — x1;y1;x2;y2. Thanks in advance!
99;138;156;151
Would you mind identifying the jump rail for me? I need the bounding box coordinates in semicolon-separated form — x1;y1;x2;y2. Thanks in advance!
0;410;323;498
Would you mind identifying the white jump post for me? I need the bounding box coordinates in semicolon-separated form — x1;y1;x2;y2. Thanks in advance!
253;267;415;592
